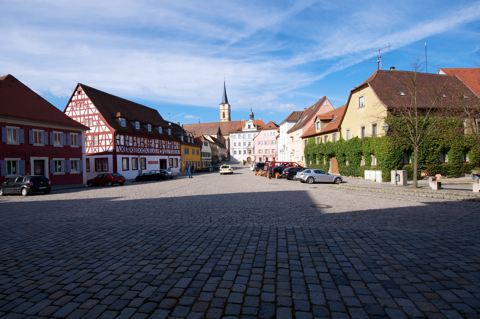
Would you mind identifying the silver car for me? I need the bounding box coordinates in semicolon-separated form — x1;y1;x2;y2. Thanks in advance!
297;169;342;184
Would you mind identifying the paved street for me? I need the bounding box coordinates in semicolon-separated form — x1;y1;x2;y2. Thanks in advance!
1;165;479;319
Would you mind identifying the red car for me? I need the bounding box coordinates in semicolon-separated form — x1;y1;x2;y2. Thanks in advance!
87;173;125;187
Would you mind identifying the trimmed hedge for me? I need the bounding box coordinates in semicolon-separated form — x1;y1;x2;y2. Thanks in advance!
304;133;479;182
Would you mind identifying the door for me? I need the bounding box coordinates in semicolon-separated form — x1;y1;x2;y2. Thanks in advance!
160;159;167;169
330;157;339;174
314;170;329;182
34;160;45;176
13;176;25;193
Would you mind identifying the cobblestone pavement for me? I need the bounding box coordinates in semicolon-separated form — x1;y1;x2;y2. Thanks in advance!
1;165;479;319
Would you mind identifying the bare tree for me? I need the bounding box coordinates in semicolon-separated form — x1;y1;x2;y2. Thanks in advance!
385;60;458;188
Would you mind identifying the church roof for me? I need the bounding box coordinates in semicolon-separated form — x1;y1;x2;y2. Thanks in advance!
221;81;229;105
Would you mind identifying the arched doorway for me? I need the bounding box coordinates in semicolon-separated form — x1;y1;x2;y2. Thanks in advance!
247;157;252;162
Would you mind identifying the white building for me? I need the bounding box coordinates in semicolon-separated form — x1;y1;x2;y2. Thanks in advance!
278;111;304;162
229;109;266;163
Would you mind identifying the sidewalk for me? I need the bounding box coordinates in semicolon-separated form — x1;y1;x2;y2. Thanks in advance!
338;176;480;201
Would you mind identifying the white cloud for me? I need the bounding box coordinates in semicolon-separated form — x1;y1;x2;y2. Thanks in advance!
279;103;296;111
49;85;71;98
185;115;201;119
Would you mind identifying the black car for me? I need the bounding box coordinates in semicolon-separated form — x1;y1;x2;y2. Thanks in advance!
135;170;168;182
253;163;265;172
272;166;287;175
0;175;51;196
282;167;305;180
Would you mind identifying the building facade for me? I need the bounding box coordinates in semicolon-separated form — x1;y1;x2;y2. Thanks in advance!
229;110;266;163
64;84;181;180
0;75;88;185
253;121;279;162
278;111;303;162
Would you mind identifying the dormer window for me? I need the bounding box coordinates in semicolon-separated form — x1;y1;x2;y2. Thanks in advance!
168;129;171;135
135;122;140;130
120;118;126;127
316;121;320;130
147;124;151;132
158;127;162;134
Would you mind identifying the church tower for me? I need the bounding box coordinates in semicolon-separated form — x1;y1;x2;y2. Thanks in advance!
219;81;231;122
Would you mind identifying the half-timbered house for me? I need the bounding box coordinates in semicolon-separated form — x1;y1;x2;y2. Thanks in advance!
0;74;88;186
64;84;181;180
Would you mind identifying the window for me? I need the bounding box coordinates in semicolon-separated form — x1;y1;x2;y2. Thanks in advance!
129;136;133;146
53;160;64;173
346;130;351;141
132;158;138;170
316;137;320;144
265;149;269;154
258;141;262;145
304;140;308;146
243;142;246;146
95;158;108;171
94;135;99;146
140;158;146;170
265;140;269;145
324;136;328;143
461;151;469;162
174;158;178;167
371;155;377;167
147;124;151;132
136;137;140;146
169;158;173;168
158;127;162;134
53;132;63;146
248;134;251;138
316;122;320;130
70;134;79;147
259;150;262;154
361;126;366;138
196;149;199;155
259;157;262;161
122;158;129;170
401;153;410;164
361;156;365;166
332;133;337;142
243;150;246;154
185;148;189;155
86;158;90;172
70;160;80;173
272;149;275;154
372;124;377;137
234;150;237;155
120;135;125;145
439;151;448;163
272;140;275;145
32;130;44;145
359;96;365;108
135;122;140;130
204;141;208;146
121;118;126;127
233;142;236;147
168;129;171;135
5;159;20;176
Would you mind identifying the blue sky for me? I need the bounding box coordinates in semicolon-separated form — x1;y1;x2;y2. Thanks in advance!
2;0;480;125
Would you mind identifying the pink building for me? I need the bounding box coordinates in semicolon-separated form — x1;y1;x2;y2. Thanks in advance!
253;121;279;163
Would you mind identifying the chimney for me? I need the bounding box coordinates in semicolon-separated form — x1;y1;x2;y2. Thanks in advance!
390;66;396;71
177;121;180;125
274;121;276;124
303;108;307;111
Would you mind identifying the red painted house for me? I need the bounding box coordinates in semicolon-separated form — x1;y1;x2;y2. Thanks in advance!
0;75;89;185
63;84;181;180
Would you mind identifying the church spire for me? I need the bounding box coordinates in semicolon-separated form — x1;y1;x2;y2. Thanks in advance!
221;81;229;105
249;104;254;120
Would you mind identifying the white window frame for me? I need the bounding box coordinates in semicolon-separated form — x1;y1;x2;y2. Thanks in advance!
70;133;79;147
120;135;125;146
93;135;99;146
359;96;365;108
371;123;378;137
70;158;81;174
346;129;351;141
33;129;44;146
53;158;65;174
5;158;21;177
6;126;20;145
53;131;63;147
30;157;49;177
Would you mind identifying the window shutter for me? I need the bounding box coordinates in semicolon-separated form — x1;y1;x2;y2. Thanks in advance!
0;160;5;176
43;132;48;145
50;132;54;145
65;160;71;173
61;160;64;173
66;134;71;146
63;133;67;146
20;160;26;175
19;129;25;144
1;127;6;143
29;130;34;144
79;160;83;173
50;160;55;173
77;135;82;147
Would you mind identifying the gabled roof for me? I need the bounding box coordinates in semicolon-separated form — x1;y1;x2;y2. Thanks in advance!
301;105;346;138
280;110;304;125
260;121;279;131
183;121;241;137
366;70;479;109
287;96;329;134
209;135;226;148
0;74;87;130
169;122;199;147
438;68;480;97
230;119;267;133
76;84;179;141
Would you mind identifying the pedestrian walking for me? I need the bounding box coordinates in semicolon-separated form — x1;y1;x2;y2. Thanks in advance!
188;165;193;178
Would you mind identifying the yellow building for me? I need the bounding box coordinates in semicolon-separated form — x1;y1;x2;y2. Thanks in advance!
181;141;201;172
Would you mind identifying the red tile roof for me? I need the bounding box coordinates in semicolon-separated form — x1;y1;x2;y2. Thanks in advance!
259;121;279;131
230;119;267;133
438;68;480;97
0;75;87;130
301;105;346;138
183;121;241;136
287;97;330;134
77;84;179;141
279;110;304;124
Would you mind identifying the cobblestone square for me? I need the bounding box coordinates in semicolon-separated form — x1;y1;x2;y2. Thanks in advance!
1;165;479;318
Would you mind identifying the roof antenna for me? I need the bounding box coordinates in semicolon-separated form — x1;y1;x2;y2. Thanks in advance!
372;44;391;70
425;42;428;73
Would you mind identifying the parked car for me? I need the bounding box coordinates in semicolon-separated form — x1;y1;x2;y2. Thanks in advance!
253;163;265;172
162;169;176;179
296;169;342;184
282;167;305;180
135;170;168;181
87;173;125;186
250;163;256;171
220;165;233;175
0;175;51;196
272;166;287;174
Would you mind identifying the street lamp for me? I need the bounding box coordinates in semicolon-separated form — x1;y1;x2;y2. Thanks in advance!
383;123;389;132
